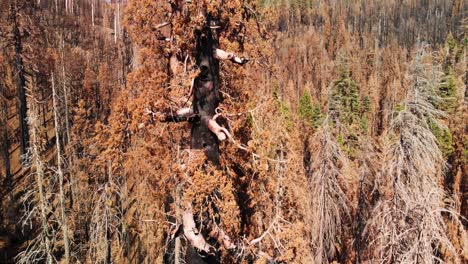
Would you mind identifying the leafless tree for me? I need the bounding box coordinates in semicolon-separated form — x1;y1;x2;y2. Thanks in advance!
366;48;460;263
9;0;29;159
88;161;123;264
16;77;54;264
51;72;71;263
308;120;350;263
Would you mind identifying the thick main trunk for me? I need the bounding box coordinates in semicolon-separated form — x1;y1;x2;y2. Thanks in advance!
158;14;250;261
180;20;224;263
191;24;221;164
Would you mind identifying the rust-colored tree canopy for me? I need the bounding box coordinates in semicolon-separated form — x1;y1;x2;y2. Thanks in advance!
0;0;466;263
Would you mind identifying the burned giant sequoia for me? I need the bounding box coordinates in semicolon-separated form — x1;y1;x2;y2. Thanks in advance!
191;20;223;164
160;15;248;263
162;19;248;164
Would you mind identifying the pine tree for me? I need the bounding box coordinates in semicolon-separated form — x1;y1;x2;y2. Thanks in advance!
299;89;323;129
329;66;370;157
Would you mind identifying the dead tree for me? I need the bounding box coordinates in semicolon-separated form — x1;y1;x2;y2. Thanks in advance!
0;95;12;192
161;20;247;164
367;48;460;263
51;73;71;263
158;14;248;260
0;83;13;190
0;91;11;233
60;36;76;208
307;121;350;264
9;1;29;159
16;77;53;264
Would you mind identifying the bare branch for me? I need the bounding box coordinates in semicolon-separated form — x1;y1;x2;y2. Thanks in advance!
182;203;214;253
208;224;236;250
214;48;249;65
155;22;170;29
203;116;229;141
159;107;195;123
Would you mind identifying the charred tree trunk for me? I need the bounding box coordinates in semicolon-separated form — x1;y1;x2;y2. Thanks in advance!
191;19;221;164
0;99;11;191
376;79;389;136
159;12;248;262
10;1;29;159
40;87;48;142
180;19;223;264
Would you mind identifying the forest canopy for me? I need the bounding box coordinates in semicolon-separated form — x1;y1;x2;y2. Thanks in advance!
0;0;466;263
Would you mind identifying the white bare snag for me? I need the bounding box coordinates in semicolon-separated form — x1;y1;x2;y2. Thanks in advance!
367;48;460;263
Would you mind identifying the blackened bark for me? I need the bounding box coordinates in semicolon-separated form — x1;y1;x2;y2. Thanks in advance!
40;87;49;141
354;176;367;264
10;2;29;159
1;100;11;190
191;19;222;164
376;80;388;136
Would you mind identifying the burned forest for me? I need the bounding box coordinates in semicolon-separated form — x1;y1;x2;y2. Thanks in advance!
0;0;466;263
